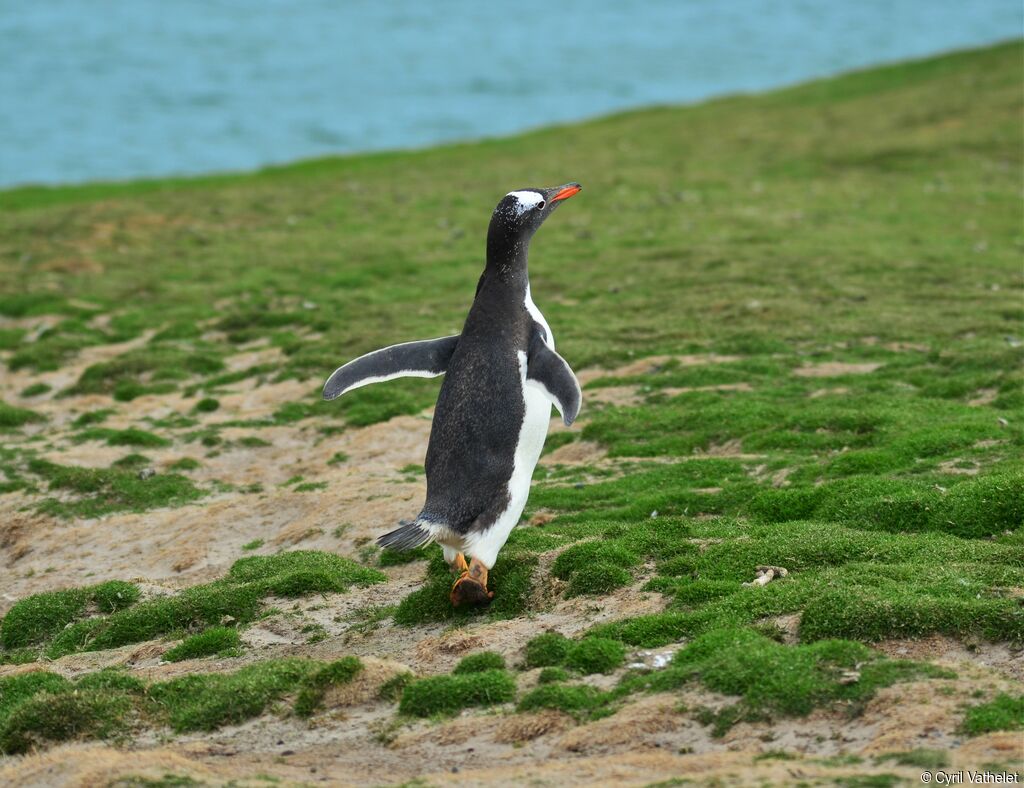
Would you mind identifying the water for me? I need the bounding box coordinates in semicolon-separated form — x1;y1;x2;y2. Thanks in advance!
1;1;1018;188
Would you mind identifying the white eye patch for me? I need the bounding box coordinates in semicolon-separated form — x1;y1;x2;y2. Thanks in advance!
507;190;545;216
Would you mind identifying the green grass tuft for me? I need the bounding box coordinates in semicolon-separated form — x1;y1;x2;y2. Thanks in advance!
522;632;572;669
452;651;506;675
163;627;241;662
0;401;45;428
398;670;516;717
517;683;616;720
537;667;571;684
960;694;1024;736
294;656;363;718
194;397;220;413
149;658;315;732
0;580;141;649
624;628;954;733
0;688;133;754
393;552;536;625
227;550;386;596
564;637;626;674
27;458;204;518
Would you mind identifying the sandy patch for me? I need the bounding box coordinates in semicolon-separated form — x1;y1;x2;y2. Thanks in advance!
577;353;741;385
793;362;882;378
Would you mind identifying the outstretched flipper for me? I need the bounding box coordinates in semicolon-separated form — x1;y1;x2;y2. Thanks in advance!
323;335;460;401
526;328;582;426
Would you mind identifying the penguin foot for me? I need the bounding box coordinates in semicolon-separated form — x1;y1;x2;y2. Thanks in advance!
450;559;493;608
448;552;469;575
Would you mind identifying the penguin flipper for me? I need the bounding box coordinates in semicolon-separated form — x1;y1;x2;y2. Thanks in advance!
526;331;582;426
323;335;460;401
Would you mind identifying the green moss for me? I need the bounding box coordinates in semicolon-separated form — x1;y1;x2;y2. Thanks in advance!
0;688;133;754
293;481;327;492
0;401;45;428
72;408;114;428
625;628;953;733
0;589;89;649
566;563;634;597
237;436;270;448
5;551;384;660
799;587;1023;643
28;458;204;518
327;451;349;466
875;749;949;769
393;552;537;625
227;550;386;596
75;669;145;694
64;346;224;399
19;382;51;397
517;683;615;719
0;672;71;720
163;627;241;662
398;670;516;717
378;672;414;702
453;651;506;675
0;580;140;649
194;397;220;413
168;457;200;471
92;580;141;613
111;453;151;470
149;658;315;732
523;632;572;669
241;539;264;551
752;473;1023;540
74;427;171;448
294;656;363;718
960;694;1024;736
0;327;25;350
537;667;571;684
565;637;626;674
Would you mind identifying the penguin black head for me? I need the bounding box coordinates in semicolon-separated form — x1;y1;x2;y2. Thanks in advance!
486;183;581;272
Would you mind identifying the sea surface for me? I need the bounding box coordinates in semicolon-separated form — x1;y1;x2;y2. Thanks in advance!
1;1;1019;187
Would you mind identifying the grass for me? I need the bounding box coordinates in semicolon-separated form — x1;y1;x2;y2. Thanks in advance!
0;42;1020;758
960;694;1024;736
622;627;954;734
0;551;384;661
452;651;506;674
25;458;205;518
398;670;517;717
0;657;362;752
294;656;364;718
163;627;242;662
0;401;44;428
149;658;316;732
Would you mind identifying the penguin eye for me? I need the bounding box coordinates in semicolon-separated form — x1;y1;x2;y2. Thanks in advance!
536;200;546;211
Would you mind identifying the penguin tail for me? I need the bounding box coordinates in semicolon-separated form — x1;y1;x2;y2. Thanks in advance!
377;518;434;552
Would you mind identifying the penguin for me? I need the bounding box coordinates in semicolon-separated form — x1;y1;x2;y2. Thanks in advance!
323;183;583;607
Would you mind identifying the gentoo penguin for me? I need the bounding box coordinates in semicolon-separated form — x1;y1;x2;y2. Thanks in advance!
323;183;583;606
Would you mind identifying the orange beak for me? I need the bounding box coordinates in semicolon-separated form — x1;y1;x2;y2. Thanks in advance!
551;183;582;202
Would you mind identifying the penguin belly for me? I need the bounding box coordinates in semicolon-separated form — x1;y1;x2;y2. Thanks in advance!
463;350;551;568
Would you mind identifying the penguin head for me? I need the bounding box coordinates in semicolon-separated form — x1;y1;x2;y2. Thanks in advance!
487;183;582;257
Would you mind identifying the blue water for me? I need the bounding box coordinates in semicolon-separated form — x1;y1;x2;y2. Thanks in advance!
1;1;1019;187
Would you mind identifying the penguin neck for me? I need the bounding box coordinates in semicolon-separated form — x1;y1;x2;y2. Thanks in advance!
485;227;532;291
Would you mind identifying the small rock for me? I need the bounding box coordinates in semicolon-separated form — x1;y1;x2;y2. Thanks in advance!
137;468;156;480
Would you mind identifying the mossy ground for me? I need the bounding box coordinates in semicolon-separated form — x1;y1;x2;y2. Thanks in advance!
0;43;1020;782
0;551;384;660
